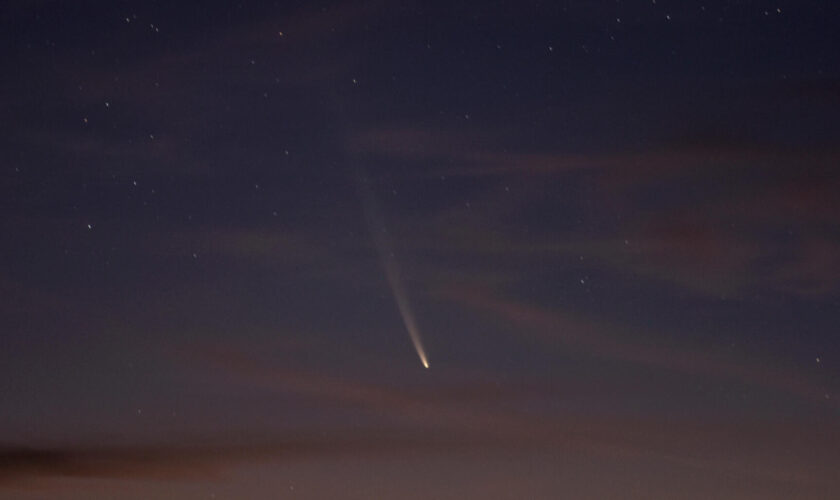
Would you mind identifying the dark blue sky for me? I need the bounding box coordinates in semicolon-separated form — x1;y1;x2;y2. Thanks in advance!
1;1;839;498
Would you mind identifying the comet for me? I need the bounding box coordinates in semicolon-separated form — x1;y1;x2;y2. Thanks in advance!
357;172;430;369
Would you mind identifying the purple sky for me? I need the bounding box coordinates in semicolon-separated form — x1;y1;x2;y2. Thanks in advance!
1;0;839;498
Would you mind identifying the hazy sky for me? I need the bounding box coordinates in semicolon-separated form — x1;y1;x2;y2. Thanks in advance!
1;1;839;498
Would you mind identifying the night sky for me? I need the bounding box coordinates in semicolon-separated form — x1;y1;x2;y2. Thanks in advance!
2;0;840;498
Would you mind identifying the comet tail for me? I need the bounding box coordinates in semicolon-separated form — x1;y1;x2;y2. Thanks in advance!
358;172;430;369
